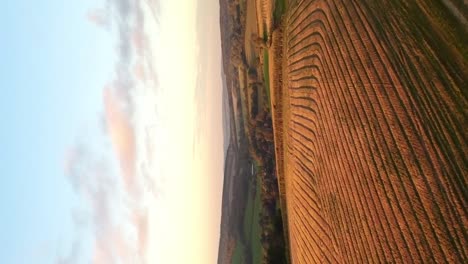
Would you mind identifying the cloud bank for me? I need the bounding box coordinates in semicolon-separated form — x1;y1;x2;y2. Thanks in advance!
60;0;159;263
103;87;136;192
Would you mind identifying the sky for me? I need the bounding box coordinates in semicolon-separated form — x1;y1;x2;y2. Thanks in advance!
0;0;224;263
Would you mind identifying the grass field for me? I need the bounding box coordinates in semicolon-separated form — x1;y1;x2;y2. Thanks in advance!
232;168;262;264
273;0;287;24
231;241;245;264
249;174;262;264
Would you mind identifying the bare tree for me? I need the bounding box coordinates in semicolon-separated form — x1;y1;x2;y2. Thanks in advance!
251;33;268;48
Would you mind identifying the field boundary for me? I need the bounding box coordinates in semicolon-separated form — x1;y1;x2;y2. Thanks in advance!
268;20;292;264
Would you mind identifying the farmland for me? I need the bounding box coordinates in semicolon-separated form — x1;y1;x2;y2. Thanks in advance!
219;0;466;263
271;0;467;263
217;0;288;263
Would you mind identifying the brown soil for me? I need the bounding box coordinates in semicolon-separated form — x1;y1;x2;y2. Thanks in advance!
271;0;468;263
244;0;258;65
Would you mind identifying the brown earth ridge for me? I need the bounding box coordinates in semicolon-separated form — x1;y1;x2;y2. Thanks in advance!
271;0;467;263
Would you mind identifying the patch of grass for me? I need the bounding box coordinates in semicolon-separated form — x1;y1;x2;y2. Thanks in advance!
243;185;255;239
232;241;245;264
274;0;287;24
239;164;263;264
263;49;271;108
250;174;263;264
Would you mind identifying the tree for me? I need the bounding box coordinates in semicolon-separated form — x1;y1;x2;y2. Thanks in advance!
230;51;245;68
251;33;268;48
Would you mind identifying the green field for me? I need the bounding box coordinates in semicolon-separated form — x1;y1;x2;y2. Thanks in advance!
250;174;262;264
273;0;287;24
232;167;263;264
232;241;245;264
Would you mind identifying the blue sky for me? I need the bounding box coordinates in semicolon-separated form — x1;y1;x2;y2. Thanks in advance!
0;0;225;263
0;0;115;262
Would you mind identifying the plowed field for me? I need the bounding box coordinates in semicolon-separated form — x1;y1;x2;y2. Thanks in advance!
276;0;468;263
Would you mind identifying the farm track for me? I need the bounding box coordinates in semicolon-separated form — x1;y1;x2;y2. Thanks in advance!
278;0;468;263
